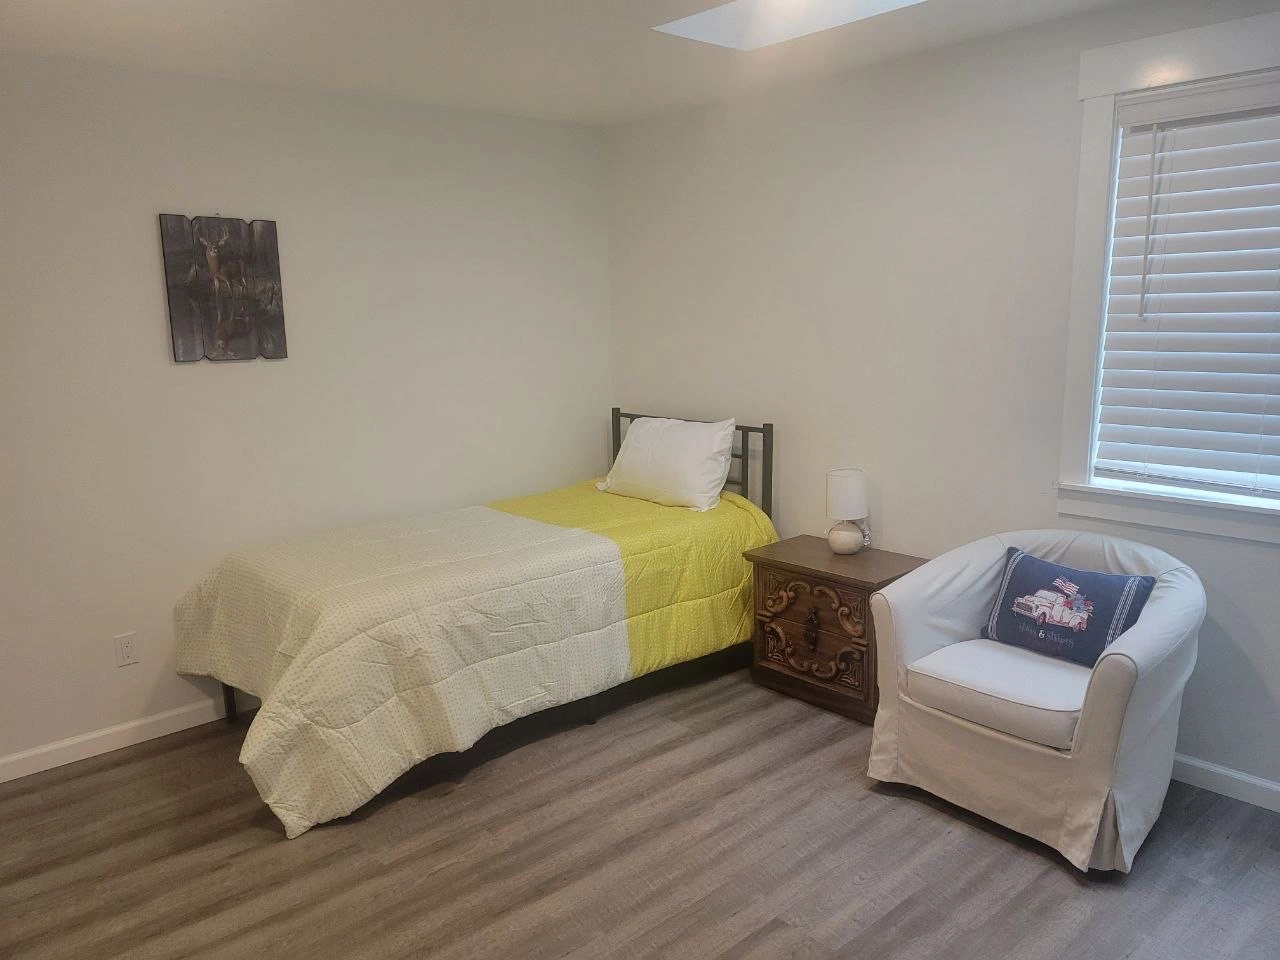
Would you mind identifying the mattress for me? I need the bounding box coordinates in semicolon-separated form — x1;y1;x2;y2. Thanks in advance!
175;481;777;837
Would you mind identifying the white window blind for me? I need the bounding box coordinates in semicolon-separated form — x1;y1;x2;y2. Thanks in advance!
1096;78;1280;500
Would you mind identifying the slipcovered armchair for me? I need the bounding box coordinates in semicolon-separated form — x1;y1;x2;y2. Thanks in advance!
868;530;1205;873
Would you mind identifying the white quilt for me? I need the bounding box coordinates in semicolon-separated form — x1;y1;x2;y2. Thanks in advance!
176;506;632;838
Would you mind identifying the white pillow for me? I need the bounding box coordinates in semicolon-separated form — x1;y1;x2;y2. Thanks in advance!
598;417;736;511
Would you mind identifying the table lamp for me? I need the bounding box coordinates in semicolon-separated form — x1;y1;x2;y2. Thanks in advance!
826;468;869;555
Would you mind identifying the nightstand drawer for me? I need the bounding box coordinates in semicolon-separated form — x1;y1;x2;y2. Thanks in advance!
755;568;868;641
755;618;871;701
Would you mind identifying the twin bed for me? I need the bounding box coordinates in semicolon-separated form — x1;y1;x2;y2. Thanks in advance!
176;410;777;837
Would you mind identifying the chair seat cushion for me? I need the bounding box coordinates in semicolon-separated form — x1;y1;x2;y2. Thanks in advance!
906;639;1092;749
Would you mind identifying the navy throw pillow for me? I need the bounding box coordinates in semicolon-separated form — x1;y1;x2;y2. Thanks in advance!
982;548;1155;667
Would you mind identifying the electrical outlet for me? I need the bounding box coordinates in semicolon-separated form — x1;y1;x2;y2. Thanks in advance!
114;632;139;667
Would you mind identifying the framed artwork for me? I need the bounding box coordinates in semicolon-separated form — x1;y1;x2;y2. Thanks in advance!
159;214;287;361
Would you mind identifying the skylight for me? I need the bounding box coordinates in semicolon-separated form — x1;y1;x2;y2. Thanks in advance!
654;0;929;51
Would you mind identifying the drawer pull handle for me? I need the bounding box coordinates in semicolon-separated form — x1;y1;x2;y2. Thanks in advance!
804;606;820;651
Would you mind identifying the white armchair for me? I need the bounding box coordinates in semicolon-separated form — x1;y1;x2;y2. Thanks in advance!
868;530;1206;873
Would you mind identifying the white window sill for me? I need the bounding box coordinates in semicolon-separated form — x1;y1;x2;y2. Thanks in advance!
1057;479;1280;546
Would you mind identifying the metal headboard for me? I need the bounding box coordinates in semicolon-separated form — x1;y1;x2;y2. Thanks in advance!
610;407;774;518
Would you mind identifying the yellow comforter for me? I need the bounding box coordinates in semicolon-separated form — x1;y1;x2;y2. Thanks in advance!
494;482;776;677
176;482;776;837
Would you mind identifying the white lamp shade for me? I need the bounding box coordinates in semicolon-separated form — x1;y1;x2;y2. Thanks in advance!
826;468;868;521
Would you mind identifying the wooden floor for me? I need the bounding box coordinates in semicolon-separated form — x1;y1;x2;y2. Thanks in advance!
3;671;1278;960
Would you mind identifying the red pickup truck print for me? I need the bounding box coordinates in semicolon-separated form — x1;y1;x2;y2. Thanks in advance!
1012;577;1094;632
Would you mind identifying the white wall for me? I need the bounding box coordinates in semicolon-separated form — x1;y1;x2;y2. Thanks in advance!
0;53;612;765
607;0;1280;792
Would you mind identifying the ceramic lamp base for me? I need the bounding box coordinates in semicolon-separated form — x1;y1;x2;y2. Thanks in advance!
827;520;867;555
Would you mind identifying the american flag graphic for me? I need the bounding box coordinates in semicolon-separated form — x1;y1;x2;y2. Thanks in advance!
1052;577;1079;597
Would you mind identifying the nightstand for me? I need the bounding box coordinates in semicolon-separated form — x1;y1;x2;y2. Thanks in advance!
744;536;927;723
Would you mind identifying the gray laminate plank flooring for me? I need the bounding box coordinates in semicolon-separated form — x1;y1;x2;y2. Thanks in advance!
2;671;1277;960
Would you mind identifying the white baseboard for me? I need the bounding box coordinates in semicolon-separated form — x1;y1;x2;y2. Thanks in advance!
1173;753;1280;814
0;698;227;784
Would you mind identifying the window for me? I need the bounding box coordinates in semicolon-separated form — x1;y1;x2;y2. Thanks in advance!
1059;14;1280;543
1093;76;1280;503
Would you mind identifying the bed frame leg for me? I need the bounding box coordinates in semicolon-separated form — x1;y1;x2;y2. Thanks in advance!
222;683;238;724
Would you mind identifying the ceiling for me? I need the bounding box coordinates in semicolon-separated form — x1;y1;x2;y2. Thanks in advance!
0;0;1140;125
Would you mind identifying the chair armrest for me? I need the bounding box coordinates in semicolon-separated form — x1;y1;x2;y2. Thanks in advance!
1072;565;1205;768
871;535;1010;692
1098;566;1206;679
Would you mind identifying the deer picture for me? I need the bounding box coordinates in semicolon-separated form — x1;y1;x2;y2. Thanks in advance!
198;226;247;297
197;225;249;350
160;212;286;362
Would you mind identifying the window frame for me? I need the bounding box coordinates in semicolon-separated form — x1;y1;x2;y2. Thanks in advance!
1059;11;1280;545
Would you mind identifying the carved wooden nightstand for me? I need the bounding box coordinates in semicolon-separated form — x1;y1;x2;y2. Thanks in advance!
744;536;927;723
